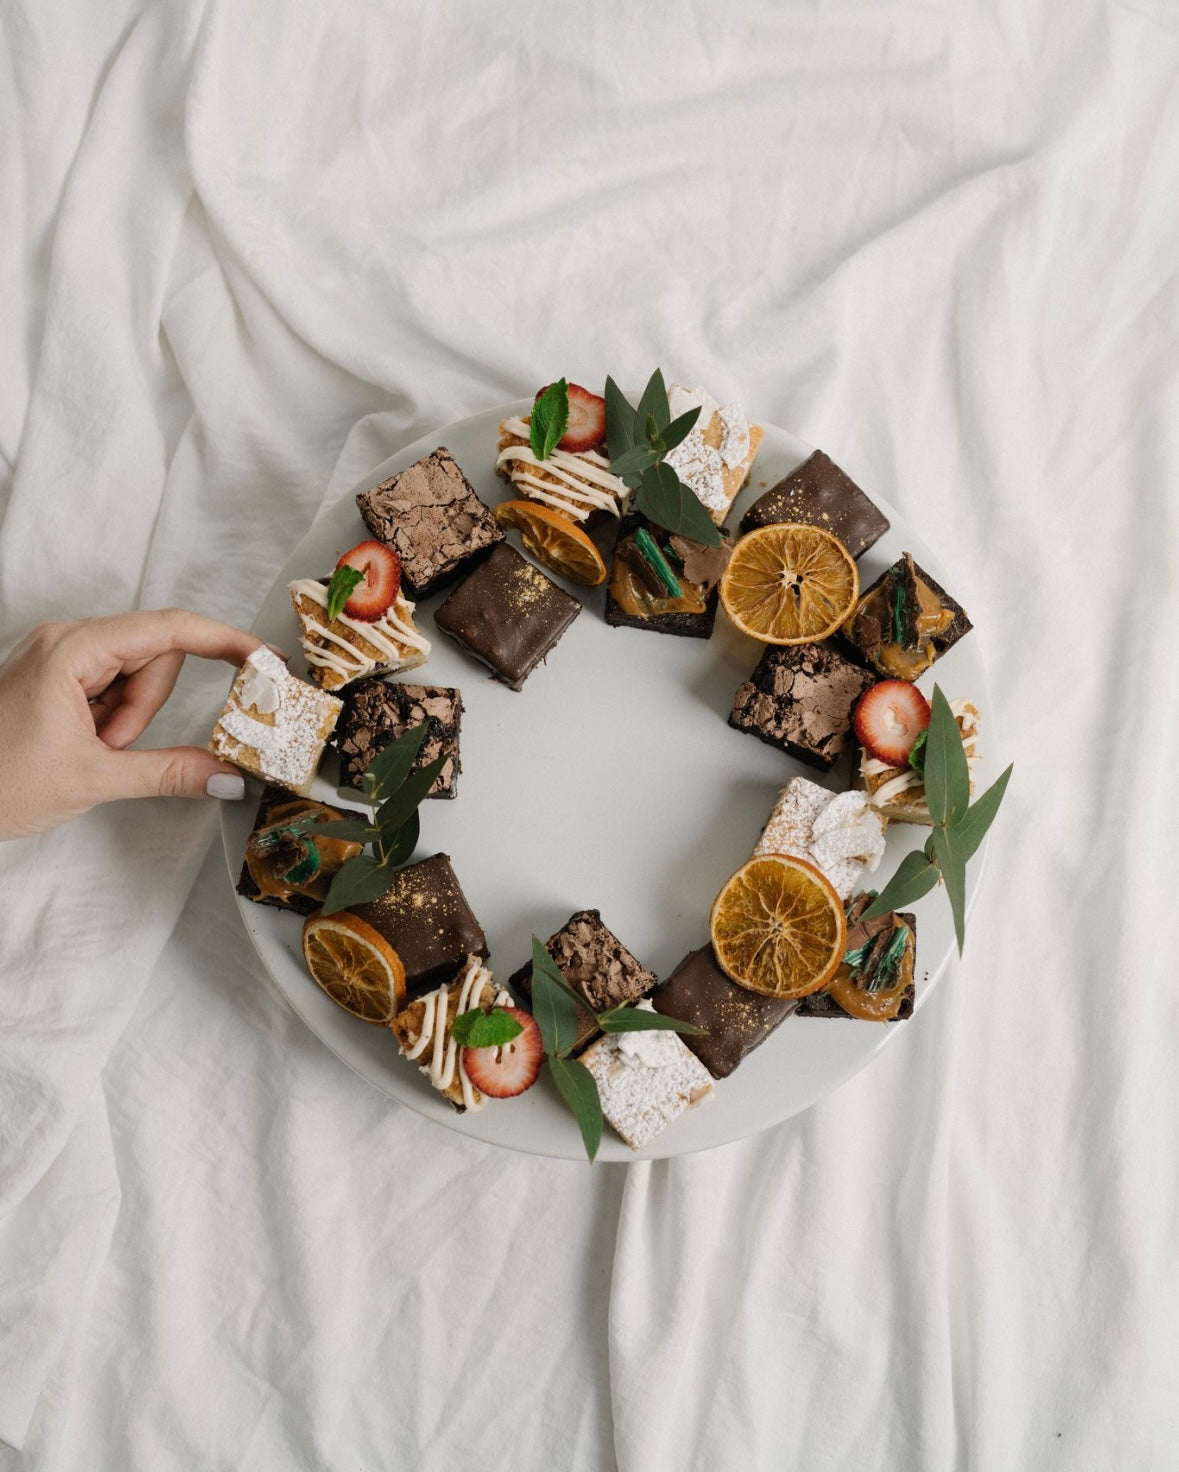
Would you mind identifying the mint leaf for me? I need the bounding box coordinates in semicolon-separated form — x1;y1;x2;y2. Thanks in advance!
908;728;928;776
320;853;396;916
451;1007;524;1049
953;763;1014;863
924;686;971;827
530;379;569;461
307;819;379;843
528;936;585;1056
604;376;636;460
374;808;419;869
326;564;365;622
929;826;967;954
635;369;670;435
861;850;942;919
597;1007;705;1036
659;405;700;454
364;724;430;805
634;463;722;547
548;1056;603;1163
374;754;446;836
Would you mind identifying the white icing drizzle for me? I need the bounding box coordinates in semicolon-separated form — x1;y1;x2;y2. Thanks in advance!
289;578;429;683
497;416;627;521
863;700;982;811
400;957;512;1112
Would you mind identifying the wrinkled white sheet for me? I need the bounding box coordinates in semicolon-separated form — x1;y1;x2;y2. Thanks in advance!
2;1;1177;1466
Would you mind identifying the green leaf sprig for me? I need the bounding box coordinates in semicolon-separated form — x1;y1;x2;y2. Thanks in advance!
863;686;1012;954
451;1007;523;1049
325;564;365;622
605;371;723;548
530;379;569;461
527;935;704;1162
308;723;444;915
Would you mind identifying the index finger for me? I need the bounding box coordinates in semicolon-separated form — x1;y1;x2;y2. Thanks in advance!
58;609;267;677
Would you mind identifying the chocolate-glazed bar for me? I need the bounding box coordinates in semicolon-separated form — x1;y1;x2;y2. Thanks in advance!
604;513;731;640
797;899;917;1021
356;446;503;599
841;551;971;681
739;450;890;559
652;944;796;1079
336;678;462;798
434;542;580;691
729;643;876;770
352;853;488;996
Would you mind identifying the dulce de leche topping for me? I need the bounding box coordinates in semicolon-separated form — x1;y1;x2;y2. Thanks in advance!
246;799;363;904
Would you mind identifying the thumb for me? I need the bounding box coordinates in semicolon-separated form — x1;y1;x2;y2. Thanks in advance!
92;746;247;803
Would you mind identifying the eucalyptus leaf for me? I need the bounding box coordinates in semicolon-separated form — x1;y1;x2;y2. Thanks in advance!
635;368;670;434
597;1008;705;1036
320;853;394;916
530;378;569;461
548;1055;603;1163
451;1007;524;1049
861;849;942;919
610;444;659;479
365;723;430;804
924;686;971;827
930;826;967;954
374;755;446;837
325;564;365;622
634;463;723;547
528;937;585;1056
604;376;635;460
953;763;1014;863
659;405;701;453
375;808;419;869
308;819;379;843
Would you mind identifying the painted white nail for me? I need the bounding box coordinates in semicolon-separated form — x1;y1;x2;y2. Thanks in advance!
207;773;245;800
264;643;290;660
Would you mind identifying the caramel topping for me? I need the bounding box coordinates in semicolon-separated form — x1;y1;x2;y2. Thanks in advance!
856;573;952;678
609;546;709;619
824;922;914;1021
247;800;363;903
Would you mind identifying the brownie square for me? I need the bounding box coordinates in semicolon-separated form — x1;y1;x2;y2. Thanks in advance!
508;909;657;1054
729;643;876;770
739;450;890;559
842;552;971;681
352;853;488;996
336;678;462;799
652;945;797;1079
355;446;503;599
434;542;580;691
797;905;917;1020
236;785;369;916
604;513;730;640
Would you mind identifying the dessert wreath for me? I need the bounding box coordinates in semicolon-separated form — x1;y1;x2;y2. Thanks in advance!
212;373;1012;1160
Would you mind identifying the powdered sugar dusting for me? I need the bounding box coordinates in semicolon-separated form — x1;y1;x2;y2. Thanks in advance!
210;646;342;793
755;777;884;900
581;1003;714;1150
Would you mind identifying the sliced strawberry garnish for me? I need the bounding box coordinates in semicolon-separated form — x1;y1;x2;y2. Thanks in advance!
334;540;401;622
461;1008;543;1098
854;681;931;766
559;383;607;452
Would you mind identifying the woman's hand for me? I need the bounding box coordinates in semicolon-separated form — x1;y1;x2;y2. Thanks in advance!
0;610;265;840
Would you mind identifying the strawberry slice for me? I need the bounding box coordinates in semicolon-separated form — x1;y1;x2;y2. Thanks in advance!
534;381;607;453
854;681;932;765
461;1008;543;1099
334;540;401;622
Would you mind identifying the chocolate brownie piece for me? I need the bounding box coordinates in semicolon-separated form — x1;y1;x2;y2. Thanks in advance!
739;450;890;559
842;552;971;681
797;904;917;1020
652;944;796;1079
604;513;731;640
508;909;657;1054
352;853;488;996
434;542;580;691
236;785;368;917
729;643;876;770
355;446;503;598
336;678;462;798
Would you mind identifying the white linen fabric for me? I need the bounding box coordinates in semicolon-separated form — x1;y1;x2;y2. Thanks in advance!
2;1;1177;1466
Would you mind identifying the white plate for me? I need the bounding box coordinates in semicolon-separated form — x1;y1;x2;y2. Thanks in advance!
220;401;992;1161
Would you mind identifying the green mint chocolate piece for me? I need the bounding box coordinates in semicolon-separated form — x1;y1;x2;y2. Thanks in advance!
634;527;682;597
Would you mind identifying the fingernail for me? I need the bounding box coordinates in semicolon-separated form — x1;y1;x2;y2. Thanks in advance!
207;773;245;800
264;643;290;661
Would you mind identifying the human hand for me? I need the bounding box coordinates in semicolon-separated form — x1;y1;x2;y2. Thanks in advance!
0;610;266;841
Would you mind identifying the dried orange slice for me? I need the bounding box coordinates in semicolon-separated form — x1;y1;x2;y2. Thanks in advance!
301;911;407;1023
709;854;847;999
493;499;607;587
719;523;858;643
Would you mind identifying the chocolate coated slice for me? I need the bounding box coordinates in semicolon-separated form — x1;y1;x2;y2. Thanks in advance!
739;450;889;559
652;945;796;1079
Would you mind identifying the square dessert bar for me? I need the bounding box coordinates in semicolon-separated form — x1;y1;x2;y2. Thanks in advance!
858;700;981;825
209;646;342;796
842;551;972;681
434;542;580;691
352;853;488;996
288;576;429;693
753;775;885;900
236;785;369;916
729;642;876;771
652;945;796;1080
495;412;627;526
663;384;763;525
390;955;513;1112
580;1001;714;1151
508;909;657;1055
604;513;731;640
336;678;462;799
739;450;890;559
796;898;917;1021
356;446;503;599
